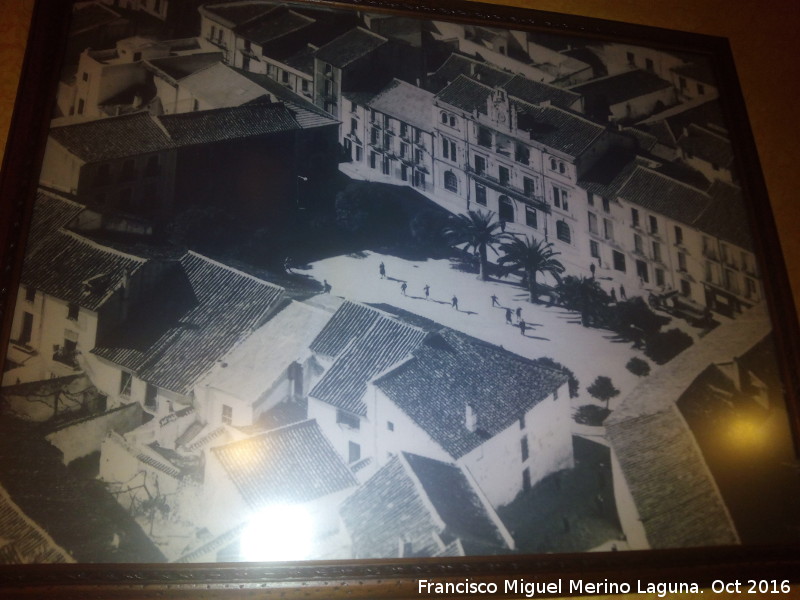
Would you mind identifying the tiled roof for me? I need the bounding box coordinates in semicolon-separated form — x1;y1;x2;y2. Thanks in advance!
309;300;381;358
368;79;435;133
0;486;74;563
663;99;727;140
616;166;710;226
144;52;224;84
578;149;643;199
282;45;316;75
48;112;174;164
514;102;605;156
569;69;672;106
70;2;122;35
236;6;314;45
429;54;513;92
212;420;356;508
375;330;567;458
673;61;716;86
200;1;276;28
234;68;339;129
310;313;426;416
693;181;753;251
435;74;492;114
339;453;508;559
677;123;733;169
315;27;387;68
22;195;147;311
158;102;302;145
179;62;269;108
502;74;581;110
621;127;658;152
92;252;285;394
632;120;677;149
605;305;770;548
49;103;303;163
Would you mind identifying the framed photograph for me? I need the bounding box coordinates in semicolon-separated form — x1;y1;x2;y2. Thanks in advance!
1;0;799;596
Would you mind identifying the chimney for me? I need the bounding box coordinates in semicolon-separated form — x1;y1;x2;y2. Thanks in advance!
465;403;477;432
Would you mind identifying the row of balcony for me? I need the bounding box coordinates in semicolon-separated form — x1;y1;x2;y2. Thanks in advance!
466;166;548;213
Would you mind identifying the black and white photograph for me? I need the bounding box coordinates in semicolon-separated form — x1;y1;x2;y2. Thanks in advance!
1;0;799;572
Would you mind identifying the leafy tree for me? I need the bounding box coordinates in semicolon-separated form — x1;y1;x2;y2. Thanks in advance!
645;328;693;364
556;275;610;326
587;375;620;409
498;236;565;302
626;357;651;377
443;210;507;281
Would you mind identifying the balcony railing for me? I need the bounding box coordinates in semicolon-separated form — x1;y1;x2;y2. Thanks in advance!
466;166;548;213
52;346;79;369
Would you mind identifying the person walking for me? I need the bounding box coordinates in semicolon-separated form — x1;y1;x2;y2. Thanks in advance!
505;308;513;324
401;282;407;296
379;262;386;279
620;284;626;300
491;294;499;307
451;295;459;310
423;284;430;300
515;306;522;321
519;318;527;336
323;280;332;293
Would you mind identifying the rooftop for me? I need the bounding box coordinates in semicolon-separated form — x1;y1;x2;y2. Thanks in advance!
569;69;672;106
315;27;387;69
310;308;426;416
616;166;711;226
309;300;382;359
339;453;509;558
673;61;717;86
236;6;314;45
144;52;224;84
92;252;285;395
200;1;276;28
212;419;357;508
429;54;513;92
368;79;435;133
502;73;581;110
693;181;753;251
375;329;568;459
677;123;733;169
202;301;331;403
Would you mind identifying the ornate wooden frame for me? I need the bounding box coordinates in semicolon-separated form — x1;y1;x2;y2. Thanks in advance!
0;0;799;597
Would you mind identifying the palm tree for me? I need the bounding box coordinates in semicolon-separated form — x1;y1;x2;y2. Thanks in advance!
443;210;507;281
498;235;565;303
556;275;610;326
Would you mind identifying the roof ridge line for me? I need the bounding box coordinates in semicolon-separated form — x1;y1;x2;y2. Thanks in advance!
59;229;149;263
182;251;285;292
398;453;447;532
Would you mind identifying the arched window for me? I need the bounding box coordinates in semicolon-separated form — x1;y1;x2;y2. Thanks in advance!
558;161;565;174
550;157;557;170
499;195;514;222
449;115;457;127
556;220;571;244
441;111;448;124
444;171;458;193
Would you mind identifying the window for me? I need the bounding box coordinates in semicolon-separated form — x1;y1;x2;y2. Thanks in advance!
282;70;289;84
613;250;626;272
559;162;565;174
553;186;568;210
645;58;654;72
678;252;687;271
477;126;492;148
369;151;377;169
370;109;377;123
588;212;598;235
400;123;408;138
350;118;357;134
414;148;423;163
415;129;422;143
222;404;233;425
77;99;85;115
602;197;610;213
521;437;529;462
556;220;571;244
634;233;643;254
356;146;362;162
588;192;594;207
401;165;408;181
440;111;448;124
631;208;640;227
324;79;332;96
119;371;132;397
697;83;705;95
370;127;378;145
626;51;635;65
636;260;649;283
603;218;613;240
387;421;394;431
24;286;35;302
382;156;390;175
81;71;88;82
680;279;692;297
337;409;360;430
145;384;156;410
19;312;33;344
444;171;458;193
523;176;536;197
519;415;525;430
590;240;600;259
384;114;391;128
498;166;510;186
499;196;514;222
400;142;407;158
674;226;683;245
522;467;531;491
525;206;537;229
324;63;332;75
649;215;658;234
655;268;665;287
515;144;530;165
442;138;456;160
383;133;390;149
348;441;361;464
449;115;457;127
652;241;662;262
474;155;486;174
475;184;487;206
67;303;79;321
549;157;557;171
